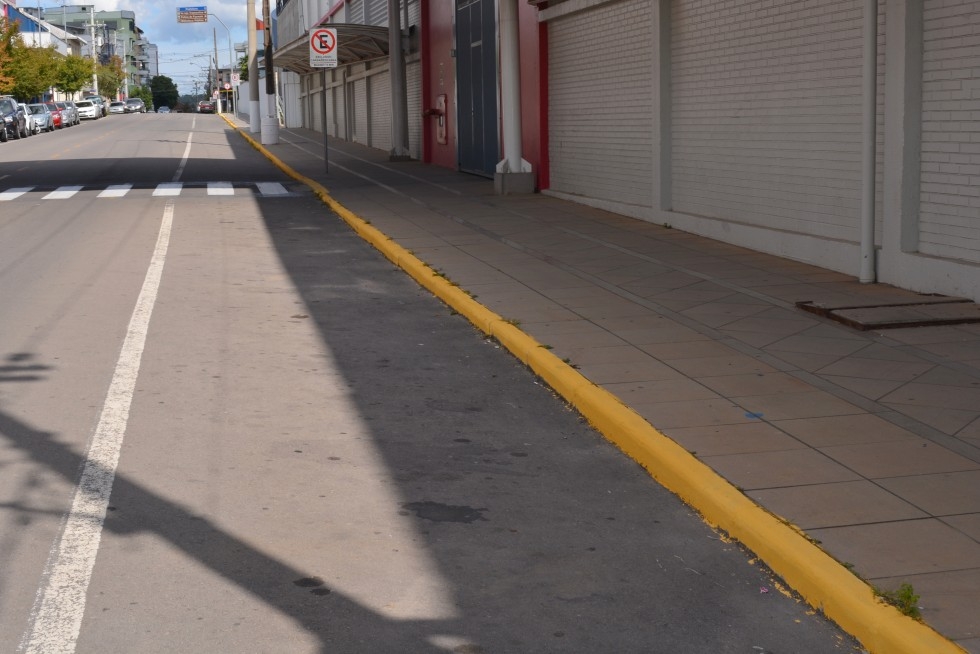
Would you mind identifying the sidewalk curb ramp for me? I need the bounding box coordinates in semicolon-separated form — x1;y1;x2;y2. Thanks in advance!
226;117;964;654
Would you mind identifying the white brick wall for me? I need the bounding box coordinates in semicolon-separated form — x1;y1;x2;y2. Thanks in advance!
920;0;980;263
548;0;654;208
671;0;866;241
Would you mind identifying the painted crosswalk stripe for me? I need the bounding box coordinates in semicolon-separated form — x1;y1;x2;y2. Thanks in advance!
207;182;234;196
0;187;33;201
153;183;182;197
98;184;132;198
43;186;83;200
256;182;288;196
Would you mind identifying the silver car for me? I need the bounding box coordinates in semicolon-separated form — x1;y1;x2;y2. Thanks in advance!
27;104;55;132
55;101;79;126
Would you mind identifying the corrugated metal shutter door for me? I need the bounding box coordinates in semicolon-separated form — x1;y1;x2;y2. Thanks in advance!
920;0;980;263
366;0;387;26
671;0;864;241
354;76;369;144
370;69;393;150
547;0;653;208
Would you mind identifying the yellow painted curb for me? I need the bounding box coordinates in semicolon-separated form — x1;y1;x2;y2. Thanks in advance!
228;120;965;654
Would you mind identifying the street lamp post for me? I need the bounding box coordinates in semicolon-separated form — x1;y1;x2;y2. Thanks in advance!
209;13;234;116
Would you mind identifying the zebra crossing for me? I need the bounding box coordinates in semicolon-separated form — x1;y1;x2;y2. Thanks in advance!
0;181;296;202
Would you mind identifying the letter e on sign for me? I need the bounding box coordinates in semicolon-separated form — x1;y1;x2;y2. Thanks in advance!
310;28;338;68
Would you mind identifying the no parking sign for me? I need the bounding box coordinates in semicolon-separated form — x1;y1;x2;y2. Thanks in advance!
310;28;338;68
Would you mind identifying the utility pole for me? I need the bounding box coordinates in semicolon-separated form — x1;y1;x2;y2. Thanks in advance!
89;7;99;94
214;28;222;114
260;0;278;143
247;0;259;133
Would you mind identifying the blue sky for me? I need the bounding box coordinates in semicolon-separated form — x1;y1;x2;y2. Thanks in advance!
89;0;254;94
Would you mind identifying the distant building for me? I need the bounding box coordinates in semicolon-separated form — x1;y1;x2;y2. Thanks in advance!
1;1;85;57
40;6;156;96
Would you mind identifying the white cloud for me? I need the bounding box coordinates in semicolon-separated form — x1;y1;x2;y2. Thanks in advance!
90;0;255;93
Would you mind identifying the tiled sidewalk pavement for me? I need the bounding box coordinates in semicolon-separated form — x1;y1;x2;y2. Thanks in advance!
242;123;980;651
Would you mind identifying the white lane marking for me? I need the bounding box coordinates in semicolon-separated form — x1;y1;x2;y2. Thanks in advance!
256;182;288;196
43;186;83;200
207;182;234;196
0;187;34;201
173;133;193;182
98;184;132;198
153;183;182;196
20;201;175;654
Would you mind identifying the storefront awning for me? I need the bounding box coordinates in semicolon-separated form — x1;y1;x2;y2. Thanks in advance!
273;24;390;75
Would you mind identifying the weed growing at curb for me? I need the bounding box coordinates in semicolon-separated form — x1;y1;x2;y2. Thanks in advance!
875;583;922;620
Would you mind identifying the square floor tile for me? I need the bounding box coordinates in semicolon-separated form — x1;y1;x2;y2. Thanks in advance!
662;422;808;456
696;372;815;397
871;568;980;641
881;382;980;412
819;374;907;401
877;471;980;516
577;357;683;384
666;355;779;377
772;414;919;447
884;404;980;436
604;379;718;404
749;480;927;529
639;340;740;361
632;398;756;429
700;449;862;490
730;390;865;421
820;439;980;479
816;357;936;381
810;519;980;578
943;514;980;542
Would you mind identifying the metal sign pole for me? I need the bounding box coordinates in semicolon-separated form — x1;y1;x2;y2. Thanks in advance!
322;69;328;173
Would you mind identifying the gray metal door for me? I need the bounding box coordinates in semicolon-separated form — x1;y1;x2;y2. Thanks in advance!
455;0;498;177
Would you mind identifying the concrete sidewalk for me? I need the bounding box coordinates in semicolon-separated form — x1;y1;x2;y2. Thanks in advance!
230;119;980;652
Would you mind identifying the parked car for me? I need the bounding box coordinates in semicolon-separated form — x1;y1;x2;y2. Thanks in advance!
198;100;215;114
76;100;100;120
18;102;38;135
124;98;146;113
108;101;126;115
27;103;55;132
84;95;107;117
0;96;28;141
54;101;77;126
44;102;64;129
65;101;80;125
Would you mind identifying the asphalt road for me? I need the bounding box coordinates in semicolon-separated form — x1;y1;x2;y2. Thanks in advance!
0;114;858;653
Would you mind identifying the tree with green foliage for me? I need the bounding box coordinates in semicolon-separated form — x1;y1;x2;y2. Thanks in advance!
0;18;20;95
10;44;60;101
97;55;124;99
149;75;179;110
238;54;248;81
55;54;94;95
127;84;153;106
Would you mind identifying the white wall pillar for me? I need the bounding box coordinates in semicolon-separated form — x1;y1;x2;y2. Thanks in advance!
495;0;533;194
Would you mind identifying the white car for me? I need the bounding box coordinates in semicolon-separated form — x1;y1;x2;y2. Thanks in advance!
18;103;38;134
76;100;99;120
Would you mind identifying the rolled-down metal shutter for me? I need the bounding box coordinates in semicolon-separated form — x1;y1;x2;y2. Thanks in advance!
671;0;865;241
920;0;980;264
547;0;654;209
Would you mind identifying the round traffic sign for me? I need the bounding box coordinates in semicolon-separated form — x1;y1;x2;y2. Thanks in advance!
310;28;336;55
